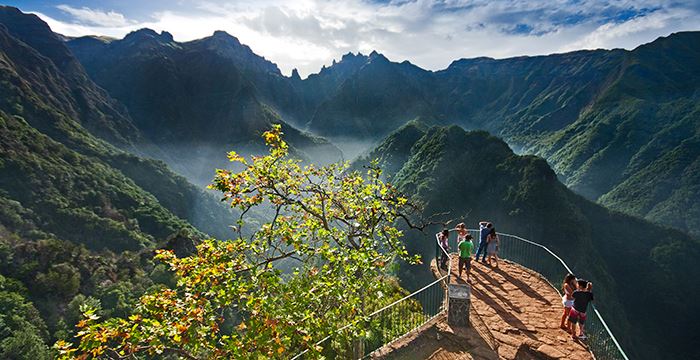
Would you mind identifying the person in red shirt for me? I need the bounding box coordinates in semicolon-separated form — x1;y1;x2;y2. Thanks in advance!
569;279;594;340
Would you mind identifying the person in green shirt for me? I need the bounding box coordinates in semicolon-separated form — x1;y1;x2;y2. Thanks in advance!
456;223;474;282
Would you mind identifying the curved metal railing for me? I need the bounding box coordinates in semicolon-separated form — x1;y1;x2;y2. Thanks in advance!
452;229;630;360
294;229;629;360
291;235;453;359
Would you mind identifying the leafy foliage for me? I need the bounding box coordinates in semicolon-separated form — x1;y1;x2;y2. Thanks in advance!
58;126;425;359
0;274;51;359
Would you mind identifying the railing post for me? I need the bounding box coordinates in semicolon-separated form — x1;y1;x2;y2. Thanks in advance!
435;236;440;263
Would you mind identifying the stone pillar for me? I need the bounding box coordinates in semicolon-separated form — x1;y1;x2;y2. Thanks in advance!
352;338;364;359
447;283;471;326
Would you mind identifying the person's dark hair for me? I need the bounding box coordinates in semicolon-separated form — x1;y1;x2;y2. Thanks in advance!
577;279;588;288
563;273;576;291
489;227;496;236
487;223;493;228
466;234;473;240
441;229;449;237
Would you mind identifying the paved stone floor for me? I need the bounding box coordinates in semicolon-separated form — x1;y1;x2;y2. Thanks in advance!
375;257;593;360
454;258;593;360
373;313;498;360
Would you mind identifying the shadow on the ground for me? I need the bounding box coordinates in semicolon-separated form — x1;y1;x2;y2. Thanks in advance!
472;266;521;314
470;286;538;341
376;315;499;360
493;265;551;305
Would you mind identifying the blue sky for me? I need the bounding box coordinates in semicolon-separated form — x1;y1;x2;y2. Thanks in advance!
7;0;700;77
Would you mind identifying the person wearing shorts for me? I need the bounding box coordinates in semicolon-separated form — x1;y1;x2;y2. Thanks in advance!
560;273;576;332
569;280;594;340
486;227;500;267
457;226;474;282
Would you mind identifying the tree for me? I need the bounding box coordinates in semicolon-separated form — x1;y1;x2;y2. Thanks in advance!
0;327;51;360
56;125;425;359
35;263;81;299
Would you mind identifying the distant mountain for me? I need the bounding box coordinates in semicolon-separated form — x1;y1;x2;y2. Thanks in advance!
302;33;700;236
356;123;700;360
329;35;700;240
67;25;700;234
304;52;435;137
67;29;341;184
214;30;700;237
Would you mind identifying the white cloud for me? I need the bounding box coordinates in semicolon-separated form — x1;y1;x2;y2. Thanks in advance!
56;5;132;27
563;7;699;51
32;1;700;77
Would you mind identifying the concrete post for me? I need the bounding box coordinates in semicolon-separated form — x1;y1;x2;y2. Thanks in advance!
447;283;471;326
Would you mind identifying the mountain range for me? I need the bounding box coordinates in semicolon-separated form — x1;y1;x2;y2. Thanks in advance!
0;4;699;359
66;27;700;236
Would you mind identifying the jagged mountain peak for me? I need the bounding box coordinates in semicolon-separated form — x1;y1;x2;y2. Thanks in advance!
0;5;76;70
123;28;174;43
341;51;367;60
210;30;241;44
367;50;390;64
188;30;281;75
311;50;390;79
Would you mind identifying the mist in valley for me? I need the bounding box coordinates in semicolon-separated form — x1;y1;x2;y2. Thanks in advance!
134;135;372;241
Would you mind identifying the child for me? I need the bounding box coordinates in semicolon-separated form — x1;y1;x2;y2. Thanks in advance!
569;280;594;340
436;229;450;270
486;227;500;267
560;273;576;332
456;224;474;282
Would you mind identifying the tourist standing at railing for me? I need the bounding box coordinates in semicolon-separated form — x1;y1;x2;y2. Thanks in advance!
456;223;474;282
475;221;492;263
569;280;594;340
560;273;577;333
436;229;450;270
486;227;500;267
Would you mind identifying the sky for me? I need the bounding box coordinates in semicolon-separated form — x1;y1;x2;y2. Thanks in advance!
7;0;700;77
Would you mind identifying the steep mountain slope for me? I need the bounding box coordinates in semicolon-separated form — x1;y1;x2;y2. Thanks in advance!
0;8;242;354
0;112;188;251
295;52;371;112
356;123;699;360
528;33;700;235
67;29;341;185
0;6;140;148
0;8;234;239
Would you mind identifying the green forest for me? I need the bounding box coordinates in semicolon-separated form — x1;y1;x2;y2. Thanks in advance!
0;4;699;359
